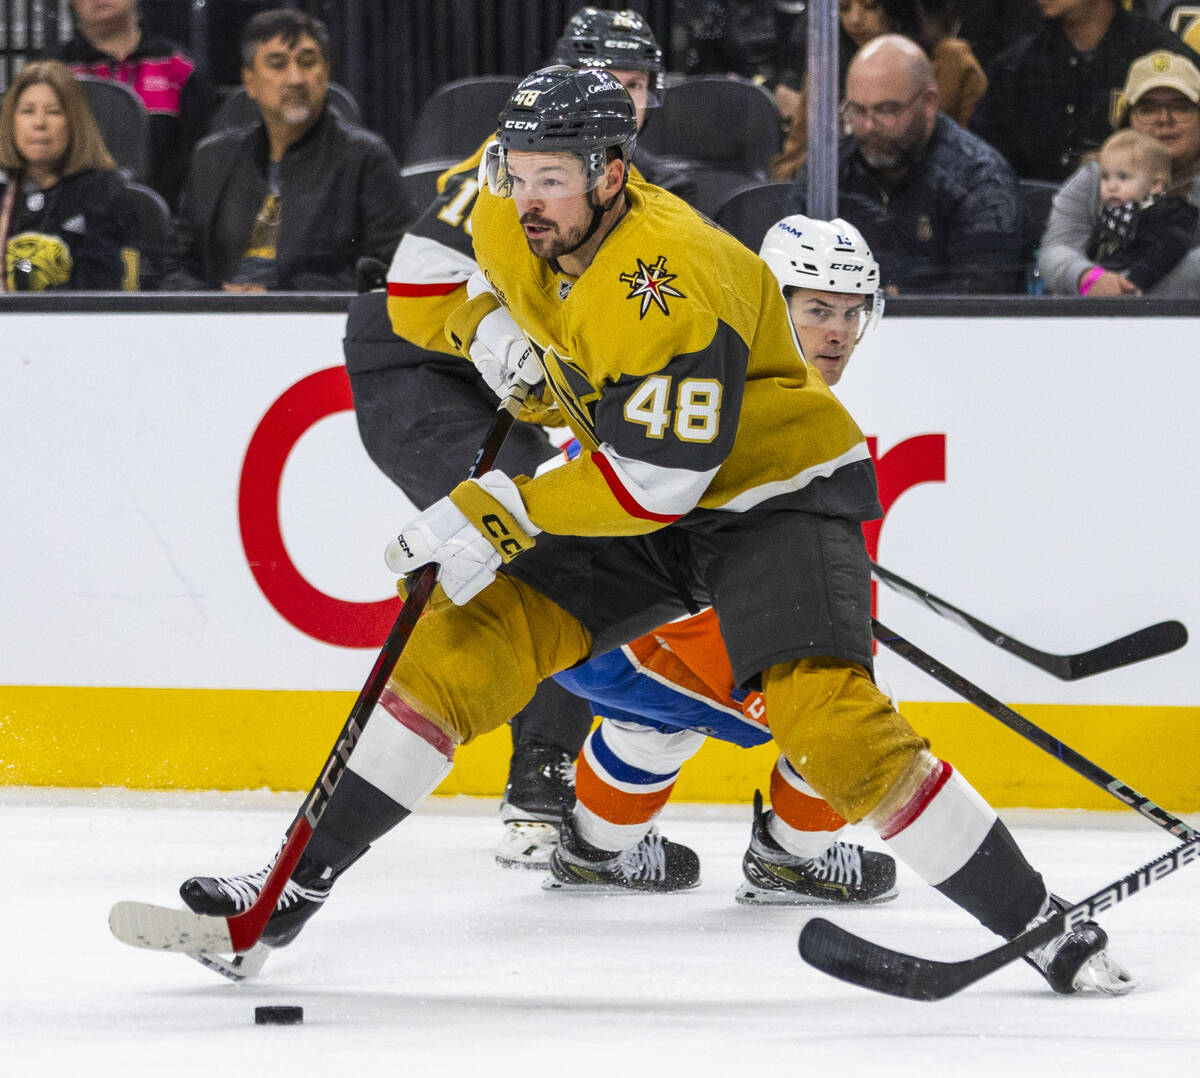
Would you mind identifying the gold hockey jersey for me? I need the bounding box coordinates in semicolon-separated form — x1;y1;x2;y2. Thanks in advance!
456;176;879;538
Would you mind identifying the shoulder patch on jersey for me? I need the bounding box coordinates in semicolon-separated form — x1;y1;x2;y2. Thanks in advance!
619;255;686;318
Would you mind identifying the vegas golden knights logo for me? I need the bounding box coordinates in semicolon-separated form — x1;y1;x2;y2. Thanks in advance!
619;255;686;317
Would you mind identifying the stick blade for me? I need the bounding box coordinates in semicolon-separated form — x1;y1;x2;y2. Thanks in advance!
798;917;971;1002
1068;620;1188;680
109;900;234;954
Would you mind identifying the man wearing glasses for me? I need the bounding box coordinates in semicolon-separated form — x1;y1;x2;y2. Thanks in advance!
786;34;1022;294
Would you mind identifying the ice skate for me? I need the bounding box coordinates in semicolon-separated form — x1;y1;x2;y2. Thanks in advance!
544;814;700;893
1021;893;1138;995
179;850;339;949
496;740;576;869
736;791;898;906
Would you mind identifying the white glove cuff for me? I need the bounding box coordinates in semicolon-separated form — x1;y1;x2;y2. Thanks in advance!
471;472;542;537
473;305;525;358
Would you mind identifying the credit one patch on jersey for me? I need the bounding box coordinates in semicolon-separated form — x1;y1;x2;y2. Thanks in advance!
619;255;686;317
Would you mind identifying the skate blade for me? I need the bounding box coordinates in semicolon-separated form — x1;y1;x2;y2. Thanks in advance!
495;821;557;869
733;880;899;907
542;875;701;895
1074;951;1139;996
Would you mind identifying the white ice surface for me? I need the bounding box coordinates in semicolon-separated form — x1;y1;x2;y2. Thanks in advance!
6;788;1198;1076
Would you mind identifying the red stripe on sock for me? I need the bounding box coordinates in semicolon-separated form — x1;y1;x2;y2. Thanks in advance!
879;760;953;841
378;685;456;758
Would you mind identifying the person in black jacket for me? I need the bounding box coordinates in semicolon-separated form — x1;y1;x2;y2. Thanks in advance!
52;0;218;210
0;59;133;290
786;34;1022;293
968;0;1200;182
162;10;404;292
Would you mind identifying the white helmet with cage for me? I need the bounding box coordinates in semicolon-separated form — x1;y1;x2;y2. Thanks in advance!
759;215;883;342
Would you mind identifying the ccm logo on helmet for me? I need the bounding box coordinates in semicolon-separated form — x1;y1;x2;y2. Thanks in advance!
504;120;539;130
829;263;863;272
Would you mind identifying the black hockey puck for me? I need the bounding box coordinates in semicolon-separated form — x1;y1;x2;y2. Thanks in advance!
255;1005;304;1025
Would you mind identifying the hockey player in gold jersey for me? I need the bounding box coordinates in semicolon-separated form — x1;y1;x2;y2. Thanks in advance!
181;67;1134;996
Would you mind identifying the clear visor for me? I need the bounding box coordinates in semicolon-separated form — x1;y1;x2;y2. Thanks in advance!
790;290;884;345
858;291;884;342
483;142;605;200
612;70;663;110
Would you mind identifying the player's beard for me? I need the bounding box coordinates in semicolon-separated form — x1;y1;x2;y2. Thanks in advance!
519;211;591;260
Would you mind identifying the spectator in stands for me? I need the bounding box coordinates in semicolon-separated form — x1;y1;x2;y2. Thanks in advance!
162;9;405;292
772;0;986;180
51;0;217;209
1038;49;1200;296
957;0;1043;72
0;60;134;290
786;34;1022;292
968;0;1200;183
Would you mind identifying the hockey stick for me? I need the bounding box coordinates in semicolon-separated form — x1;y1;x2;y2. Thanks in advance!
870;561;1187;680
186;943;272;983
109;384;529;957
799;834;1200;1001
870;619;1197;841
793;619;1199;998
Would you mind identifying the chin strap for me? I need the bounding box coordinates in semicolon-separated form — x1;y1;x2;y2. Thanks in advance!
556;183;625;259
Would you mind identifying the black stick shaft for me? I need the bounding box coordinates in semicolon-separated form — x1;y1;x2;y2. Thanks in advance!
872;619;1197;841
871;561;1186;680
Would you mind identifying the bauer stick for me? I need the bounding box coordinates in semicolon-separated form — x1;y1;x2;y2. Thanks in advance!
800;834;1200;1000
110;383;530;956
870;561;1187;680
797;619;1198;997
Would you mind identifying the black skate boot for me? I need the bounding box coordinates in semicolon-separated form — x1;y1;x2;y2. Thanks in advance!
1021;893;1137;995
735;791;898;906
544;814;700;893
496;740;577;869
180;850;341;948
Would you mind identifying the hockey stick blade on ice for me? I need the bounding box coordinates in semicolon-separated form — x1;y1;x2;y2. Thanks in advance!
188;943;272;983
109;386;529;958
796;621;1199;998
871;561;1187;680
799;835;1200;1000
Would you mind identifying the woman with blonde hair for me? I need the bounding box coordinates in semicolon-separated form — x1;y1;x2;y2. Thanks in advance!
0;60;133;290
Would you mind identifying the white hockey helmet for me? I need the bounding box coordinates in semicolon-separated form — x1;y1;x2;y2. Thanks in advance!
759;215;883;342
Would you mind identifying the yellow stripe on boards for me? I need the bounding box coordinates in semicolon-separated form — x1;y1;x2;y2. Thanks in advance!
2;686;1197;812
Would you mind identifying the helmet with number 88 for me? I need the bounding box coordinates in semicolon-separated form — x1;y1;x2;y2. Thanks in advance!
758;215;883;343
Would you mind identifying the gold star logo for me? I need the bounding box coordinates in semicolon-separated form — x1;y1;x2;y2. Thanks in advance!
619;255;686;318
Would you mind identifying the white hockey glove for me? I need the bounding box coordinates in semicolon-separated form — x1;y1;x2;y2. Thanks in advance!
384;473;541;606
464;273;544;399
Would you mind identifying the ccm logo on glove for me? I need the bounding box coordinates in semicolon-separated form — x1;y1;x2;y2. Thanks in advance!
482;513;527;560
